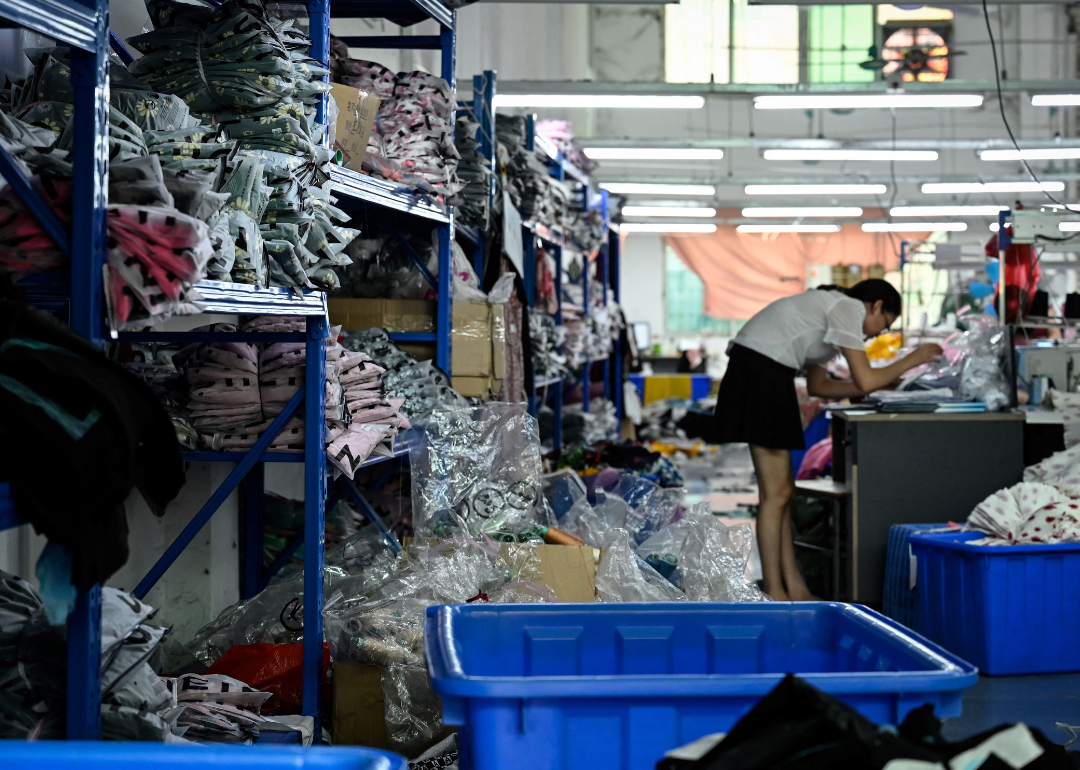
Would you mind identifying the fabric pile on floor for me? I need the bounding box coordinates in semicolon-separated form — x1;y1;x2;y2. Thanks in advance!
160;673;271;743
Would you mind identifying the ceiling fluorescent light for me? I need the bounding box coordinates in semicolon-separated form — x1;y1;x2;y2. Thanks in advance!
862;222;968;232
741;207;863;217
622;206;716;217
891;205;1010;216
620;223;718;234
754;94;982;110
494;94;705;109
744;184;887;195
600;182;716;196
1060;222;1080;231
980;148;1080;160
584;148;724;160
737;224;841;233
763;149;938;161
921;182;1065;193
1032;95;1080;106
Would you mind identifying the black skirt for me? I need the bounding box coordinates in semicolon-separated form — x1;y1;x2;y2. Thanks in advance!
712;343;805;450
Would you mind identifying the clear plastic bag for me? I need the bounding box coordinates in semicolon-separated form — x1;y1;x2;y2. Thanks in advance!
614;473;681;546
595;529;687;603
541;468;589;523
677;504;770;603
561;489;628;548
382;663;452;757
957;316;1010;411
410;403;552;537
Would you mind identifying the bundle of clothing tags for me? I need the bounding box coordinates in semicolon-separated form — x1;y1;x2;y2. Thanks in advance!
121;316;410;476
327;39;461;197
0;573;299;744
181;403;764;757
0;0;363;330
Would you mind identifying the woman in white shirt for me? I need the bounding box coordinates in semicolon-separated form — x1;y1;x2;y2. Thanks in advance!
713;280;942;601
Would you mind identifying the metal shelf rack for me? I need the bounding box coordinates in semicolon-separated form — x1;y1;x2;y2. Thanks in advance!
518;116;620;446
0;0;460;741
0;0;109;741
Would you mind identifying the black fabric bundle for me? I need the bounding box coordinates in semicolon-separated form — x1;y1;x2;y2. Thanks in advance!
0;301;184;589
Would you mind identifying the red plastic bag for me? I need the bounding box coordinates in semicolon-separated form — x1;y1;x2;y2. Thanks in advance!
203;642;330;715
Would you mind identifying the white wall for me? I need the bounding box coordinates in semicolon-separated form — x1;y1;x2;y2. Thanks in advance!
619;233;666;343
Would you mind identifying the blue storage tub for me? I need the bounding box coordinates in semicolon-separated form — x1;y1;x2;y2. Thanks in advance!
0;741;406;770
425;602;976;770
911;530;1080;676
882;523;949;628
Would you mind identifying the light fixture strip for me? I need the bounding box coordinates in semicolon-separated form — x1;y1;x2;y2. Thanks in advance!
741;207;863;217
744;184;887;195
584;148;725;160
754;94;983;110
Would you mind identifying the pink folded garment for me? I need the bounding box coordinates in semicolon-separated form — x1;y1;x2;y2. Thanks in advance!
186;365;258;383
343;380;383;394
349;397;405;423
242;316;306;334
327;423;395;479
260;343;306;373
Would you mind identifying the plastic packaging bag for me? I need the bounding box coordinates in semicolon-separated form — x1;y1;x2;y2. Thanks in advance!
595;529;687;603
956;316;1010;411
200;642;330;715
409;403;552;537
676;505;770;602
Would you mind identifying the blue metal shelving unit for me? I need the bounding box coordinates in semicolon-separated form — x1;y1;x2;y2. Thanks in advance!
454;70;496;278
0;0;109;740
520;115;619;445
0;0;460;741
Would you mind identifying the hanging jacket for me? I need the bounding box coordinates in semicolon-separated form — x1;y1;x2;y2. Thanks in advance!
0;301;184;590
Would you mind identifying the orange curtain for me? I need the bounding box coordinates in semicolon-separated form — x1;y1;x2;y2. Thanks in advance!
664;224;902;321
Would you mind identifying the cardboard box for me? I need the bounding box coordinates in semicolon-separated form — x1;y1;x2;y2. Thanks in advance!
452;301;492;377
490;303;507;382
452;375;494;398
501;543;599;603
329;298;436;333
332;662;388;749
330;83;380;169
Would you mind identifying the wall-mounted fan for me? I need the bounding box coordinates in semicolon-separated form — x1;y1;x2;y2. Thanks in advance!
878;24;961;82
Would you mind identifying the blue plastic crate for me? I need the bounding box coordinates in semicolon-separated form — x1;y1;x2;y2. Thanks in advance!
882;523;949;628
0;741;406;770
911;530;1080;676
425;602;976;770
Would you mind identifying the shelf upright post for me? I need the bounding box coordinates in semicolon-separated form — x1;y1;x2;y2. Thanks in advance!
609;220;623;425
239;463;265;600
553;243;563;450
470;70;495;278
308;0;330;126
600;238;610;406
582;248;591;415
303;315;328;727
66;0;109;740
434;10;456;375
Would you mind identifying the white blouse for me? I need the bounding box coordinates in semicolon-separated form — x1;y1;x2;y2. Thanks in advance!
730;290;867;369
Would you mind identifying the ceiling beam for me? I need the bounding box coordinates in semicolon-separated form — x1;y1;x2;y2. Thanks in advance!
491;79;1080;96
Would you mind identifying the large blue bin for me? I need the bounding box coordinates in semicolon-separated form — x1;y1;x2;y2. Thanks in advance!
0;741;406;770
425;602;976;770
882;523;949;628
911;530;1080;676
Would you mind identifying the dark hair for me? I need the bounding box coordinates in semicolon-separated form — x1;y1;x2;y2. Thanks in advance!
817;279;902;317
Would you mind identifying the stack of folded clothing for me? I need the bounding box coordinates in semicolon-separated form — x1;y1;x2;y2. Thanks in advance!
173;324;265;451
453;115;492;229
496;114;569;229
535;118;593;172
325;332;410;478
254;317;308;453
160;673;272;744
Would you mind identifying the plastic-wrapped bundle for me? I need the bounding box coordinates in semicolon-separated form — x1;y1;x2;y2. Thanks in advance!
529;311;569;383
342;328;468;421
187;526;399;665
639;503;769;602
535;118;593;172
595;529;687;602
496;114;570;229
565;207;605;253
128;0;299;114
378;72;461;195
409;403;553;538
452;115;492;229
957;315;1010;411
